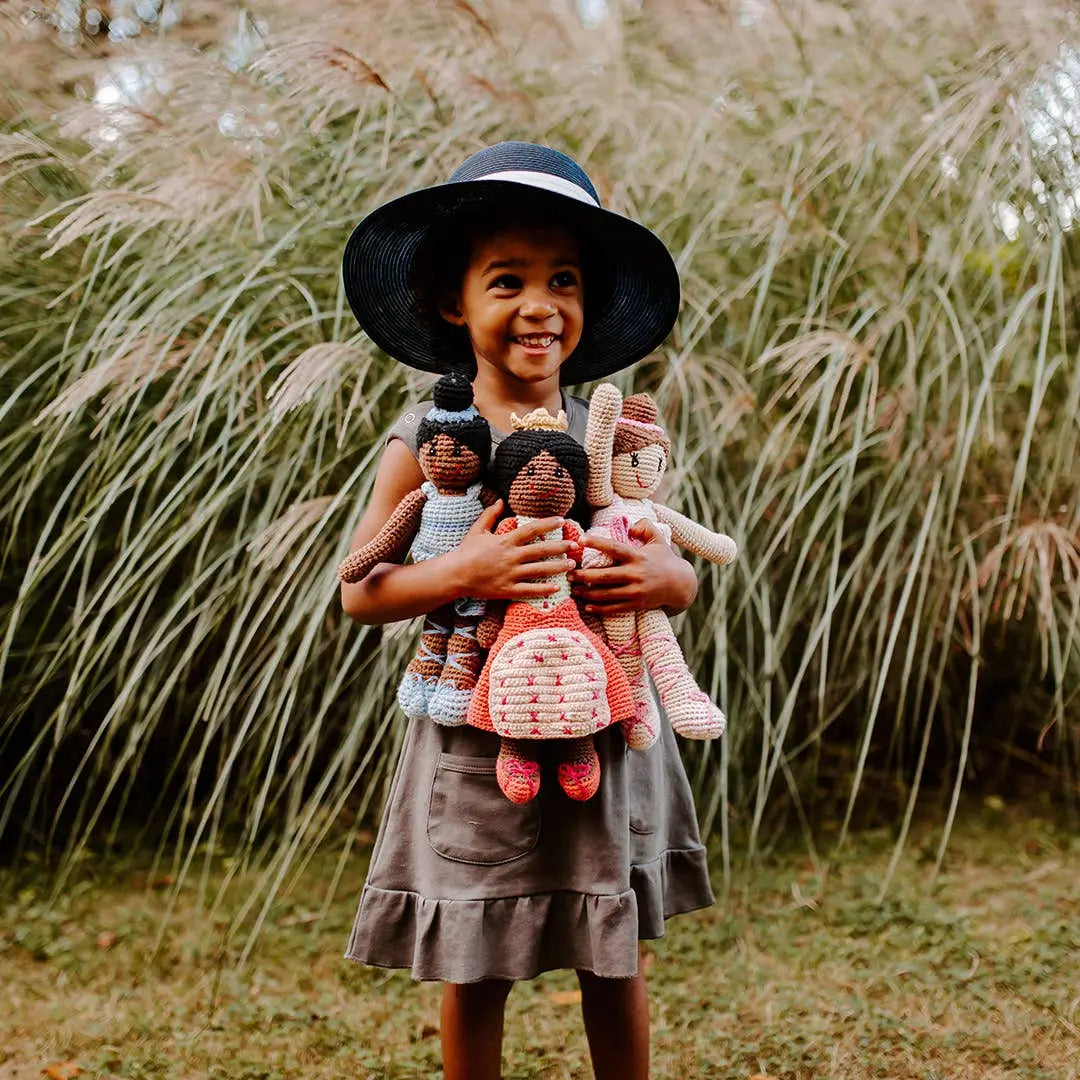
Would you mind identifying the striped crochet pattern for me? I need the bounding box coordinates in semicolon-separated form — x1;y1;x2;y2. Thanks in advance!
583;383;737;744
337;372;492;725
468;408;634;802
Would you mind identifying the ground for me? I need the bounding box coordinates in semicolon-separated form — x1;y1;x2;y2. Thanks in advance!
1;804;1077;1080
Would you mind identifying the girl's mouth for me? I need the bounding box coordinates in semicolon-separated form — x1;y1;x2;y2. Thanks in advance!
511;333;558;352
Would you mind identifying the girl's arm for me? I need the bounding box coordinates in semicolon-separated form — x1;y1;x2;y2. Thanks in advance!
340;440;578;625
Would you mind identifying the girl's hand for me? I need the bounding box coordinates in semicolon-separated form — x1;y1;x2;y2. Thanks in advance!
448;500;578;601
571;519;698;614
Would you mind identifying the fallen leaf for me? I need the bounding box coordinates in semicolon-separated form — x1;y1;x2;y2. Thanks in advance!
42;1063;81;1080
749;1075;779;1080
96;931;117;950
547;990;582;1005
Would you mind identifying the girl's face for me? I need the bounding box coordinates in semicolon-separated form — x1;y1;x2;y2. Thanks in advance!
441;223;583;386
507;450;577;517
611;443;667;499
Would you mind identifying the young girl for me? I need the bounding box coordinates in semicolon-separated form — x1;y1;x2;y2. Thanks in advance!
339;142;715;1080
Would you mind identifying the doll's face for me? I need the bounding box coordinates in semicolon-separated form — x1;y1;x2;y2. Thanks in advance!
440;224;583;387
418;433;483;490
611;443;667;499
508;450;577;517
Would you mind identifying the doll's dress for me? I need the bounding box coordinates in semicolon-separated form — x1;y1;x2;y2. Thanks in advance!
468;519;633;739
345;395;715;983
398;479;486;718
410;479;486;617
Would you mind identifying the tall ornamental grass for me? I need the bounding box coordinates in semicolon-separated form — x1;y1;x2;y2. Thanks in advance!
1;0;1078;907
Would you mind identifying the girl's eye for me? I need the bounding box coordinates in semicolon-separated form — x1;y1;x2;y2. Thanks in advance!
630;453;639;467
491;274;522;290
551;270;578;288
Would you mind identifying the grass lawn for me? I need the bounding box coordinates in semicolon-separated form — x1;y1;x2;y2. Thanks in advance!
2;804;1077;1080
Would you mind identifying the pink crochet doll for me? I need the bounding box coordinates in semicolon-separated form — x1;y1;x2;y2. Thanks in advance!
337;372;492;725
466;408;634;804
583;382;737;747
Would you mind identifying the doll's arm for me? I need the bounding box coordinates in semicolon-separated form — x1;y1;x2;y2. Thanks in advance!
338;488;427;583
654;504;737;565
562;520;585;565
494;517;519;536
584;382;622;508
480;486;500;508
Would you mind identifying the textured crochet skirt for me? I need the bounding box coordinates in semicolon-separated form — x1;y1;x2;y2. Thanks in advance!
343;704;714;983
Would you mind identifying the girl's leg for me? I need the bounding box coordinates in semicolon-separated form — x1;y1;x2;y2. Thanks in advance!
576;955;650;1080
441;979;513;1080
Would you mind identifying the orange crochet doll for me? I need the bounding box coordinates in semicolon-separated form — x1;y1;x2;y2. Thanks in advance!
466;408;634;804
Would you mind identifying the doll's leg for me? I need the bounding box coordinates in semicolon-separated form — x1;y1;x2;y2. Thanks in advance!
397;603;452;719
638;608;726;739
602;611;659;751
429;604;484;726
556;736;601;801
495;737;542;804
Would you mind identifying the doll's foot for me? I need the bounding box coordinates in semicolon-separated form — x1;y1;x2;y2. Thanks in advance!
666;693;726;740
397;671;437;719
557;738;601;801
496;743;541;804
621;698;659;751
427;679;472;726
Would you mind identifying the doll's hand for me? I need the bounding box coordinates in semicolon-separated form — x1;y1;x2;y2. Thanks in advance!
448;500;578;602
571;519;698;614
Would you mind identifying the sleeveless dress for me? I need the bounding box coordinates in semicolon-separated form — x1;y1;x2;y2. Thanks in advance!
411;479;486;617
343;392;714;982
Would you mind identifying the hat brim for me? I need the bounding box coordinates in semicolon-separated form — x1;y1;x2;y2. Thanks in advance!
341;179;680;384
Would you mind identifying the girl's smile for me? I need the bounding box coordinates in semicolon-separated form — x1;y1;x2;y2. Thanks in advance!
440;223;584;386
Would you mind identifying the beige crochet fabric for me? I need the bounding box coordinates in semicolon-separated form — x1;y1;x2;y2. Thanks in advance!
583;383;737;743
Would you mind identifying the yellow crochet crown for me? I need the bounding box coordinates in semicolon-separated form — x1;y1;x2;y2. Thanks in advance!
509;407;569;433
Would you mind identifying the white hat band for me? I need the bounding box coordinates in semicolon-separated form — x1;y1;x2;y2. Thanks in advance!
473;170;601;208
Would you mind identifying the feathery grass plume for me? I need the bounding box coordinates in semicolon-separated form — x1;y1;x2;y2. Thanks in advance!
0;0;1077;931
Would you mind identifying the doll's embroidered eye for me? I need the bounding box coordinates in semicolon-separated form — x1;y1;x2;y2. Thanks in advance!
453;444;462;456
527;465;536;476
555;466;565;478
631;453;639;467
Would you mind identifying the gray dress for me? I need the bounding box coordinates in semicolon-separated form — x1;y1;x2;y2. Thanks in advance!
344;392;714;982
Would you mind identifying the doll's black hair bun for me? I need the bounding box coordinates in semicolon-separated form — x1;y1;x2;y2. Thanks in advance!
433;370;474;411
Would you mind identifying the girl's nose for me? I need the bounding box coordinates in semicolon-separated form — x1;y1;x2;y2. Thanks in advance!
519;295;557;319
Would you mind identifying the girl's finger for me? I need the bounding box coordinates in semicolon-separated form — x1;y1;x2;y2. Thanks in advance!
571;566;637;587
582;533;638;562
514;558;576;580
512;517;565;544
513;540;575;562
468;499;503;534
508;581;563;598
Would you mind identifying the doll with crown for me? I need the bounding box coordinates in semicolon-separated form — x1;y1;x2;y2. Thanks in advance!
466;407;635;804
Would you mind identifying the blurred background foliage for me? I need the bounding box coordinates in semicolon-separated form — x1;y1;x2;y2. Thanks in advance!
1;0;1078;901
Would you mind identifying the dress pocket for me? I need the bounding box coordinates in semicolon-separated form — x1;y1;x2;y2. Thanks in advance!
426;752;541;865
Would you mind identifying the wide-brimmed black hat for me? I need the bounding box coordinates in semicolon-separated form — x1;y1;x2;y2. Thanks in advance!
341;141;680;384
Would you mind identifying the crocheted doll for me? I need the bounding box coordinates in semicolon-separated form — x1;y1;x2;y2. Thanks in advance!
466;408;634;804
338;372;492;725
583;383;737;747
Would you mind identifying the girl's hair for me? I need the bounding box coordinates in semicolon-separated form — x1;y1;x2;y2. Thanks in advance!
492;428;590;523
410;203;600;375
416;371;491;461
